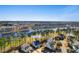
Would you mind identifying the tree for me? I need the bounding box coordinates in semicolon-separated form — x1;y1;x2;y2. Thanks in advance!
0;37;6;52
7;36;13;49
73;30;79;41
56;28;61;35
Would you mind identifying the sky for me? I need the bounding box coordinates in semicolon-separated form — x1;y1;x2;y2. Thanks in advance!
0;5;79;21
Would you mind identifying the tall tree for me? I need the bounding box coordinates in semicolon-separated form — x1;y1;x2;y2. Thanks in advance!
0;37;6;52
